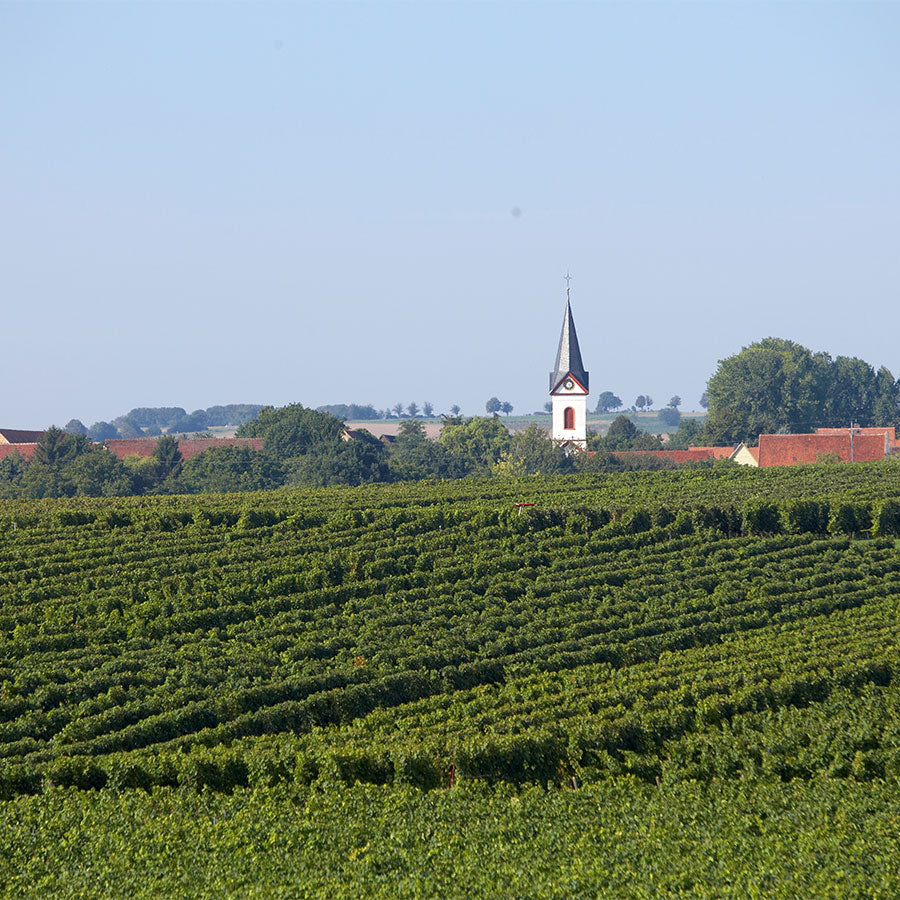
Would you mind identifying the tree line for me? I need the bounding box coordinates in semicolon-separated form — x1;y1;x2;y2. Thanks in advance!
698;338;900;445
317;402;455;420
63;404;265;441
592;338;900;447
0;405;696;499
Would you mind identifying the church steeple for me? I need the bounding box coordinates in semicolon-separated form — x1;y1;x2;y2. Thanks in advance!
549;275;589;450
549;283;589;393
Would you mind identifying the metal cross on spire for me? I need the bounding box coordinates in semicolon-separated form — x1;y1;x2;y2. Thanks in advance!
564;271;573;301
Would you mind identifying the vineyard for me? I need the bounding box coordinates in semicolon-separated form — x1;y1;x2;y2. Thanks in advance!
2;462;900;897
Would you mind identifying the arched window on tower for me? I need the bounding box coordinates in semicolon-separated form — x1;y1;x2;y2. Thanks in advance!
564;407;575;430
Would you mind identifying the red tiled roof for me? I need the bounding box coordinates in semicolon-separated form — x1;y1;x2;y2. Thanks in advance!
103;437;264;461
0;443;38;461
816;426;895;441
614;446;733;464
0;429;45;444
0;438;264;464
756;433;888;467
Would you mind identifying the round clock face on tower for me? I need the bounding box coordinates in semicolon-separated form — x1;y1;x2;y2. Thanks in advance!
564;379;574;389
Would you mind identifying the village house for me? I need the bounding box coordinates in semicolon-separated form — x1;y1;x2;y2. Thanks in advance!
0;429;44;461
730;426;897;467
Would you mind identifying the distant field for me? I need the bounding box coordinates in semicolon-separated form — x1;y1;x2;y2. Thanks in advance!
161;409;704;442
1;461;899;896
348;410;706;437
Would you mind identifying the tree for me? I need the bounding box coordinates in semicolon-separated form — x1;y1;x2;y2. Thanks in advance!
125;407;187;428
287;432;389;487
634;396;648;412
113;416;143;439
439;416;511;475
595;392;622;414
492;424;574;476
658;406;681;427
705;338;900;443
699;392;709;410
66;448;135;497
392;403;404;418
398;419;426;439
703;338;826;444
821;357;877;426
450;404;461;417
120;454;160;493
500;401;513;416
316;404;382;421
579;449;673;473
422;401;434;418
34;427;89;468
407;402;420;418
666;417;703;449
64;419;87;436
668;396;681;409
168;410;209;434
236;403;344;461
872;366;899;427
17;462;72;499
0;450;28;497
388;419;460;481
203;404;264;426
602;415;640;448
177;446;284;493
153;435;183;481
485;397;502;415
598;415;663;451
543;401;552;414
87;421;119;441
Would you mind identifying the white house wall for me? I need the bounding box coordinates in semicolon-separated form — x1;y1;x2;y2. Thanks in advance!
730;444;759;467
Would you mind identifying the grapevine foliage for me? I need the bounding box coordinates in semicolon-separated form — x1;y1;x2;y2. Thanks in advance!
1;461;900;896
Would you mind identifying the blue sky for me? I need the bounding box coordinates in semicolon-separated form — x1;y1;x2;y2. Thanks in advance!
2;1;898;428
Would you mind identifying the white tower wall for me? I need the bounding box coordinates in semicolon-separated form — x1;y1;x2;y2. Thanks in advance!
551;387;587;448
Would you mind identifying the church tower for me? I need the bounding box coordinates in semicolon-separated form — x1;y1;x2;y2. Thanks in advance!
549;280;589;450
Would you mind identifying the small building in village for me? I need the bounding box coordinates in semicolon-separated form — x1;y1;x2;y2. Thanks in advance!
0;429;43;462
0;429;44;445
730;426;896;467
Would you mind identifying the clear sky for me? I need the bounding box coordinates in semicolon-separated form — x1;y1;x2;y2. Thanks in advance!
2;1;898;428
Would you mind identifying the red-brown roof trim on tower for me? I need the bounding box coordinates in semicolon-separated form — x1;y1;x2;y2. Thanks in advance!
550;372;589;395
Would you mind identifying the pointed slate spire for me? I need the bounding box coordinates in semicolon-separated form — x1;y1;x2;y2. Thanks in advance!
550;296;589;393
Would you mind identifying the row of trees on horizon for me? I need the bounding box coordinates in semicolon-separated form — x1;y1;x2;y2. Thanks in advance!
39;336;900;454
5;332;899;501
61;405;264;442
0;410;685;501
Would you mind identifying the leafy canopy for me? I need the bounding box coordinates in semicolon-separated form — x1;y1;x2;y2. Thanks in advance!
237;403;345;461
595;416;664;451
703;337;899;444
595;391;622;413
